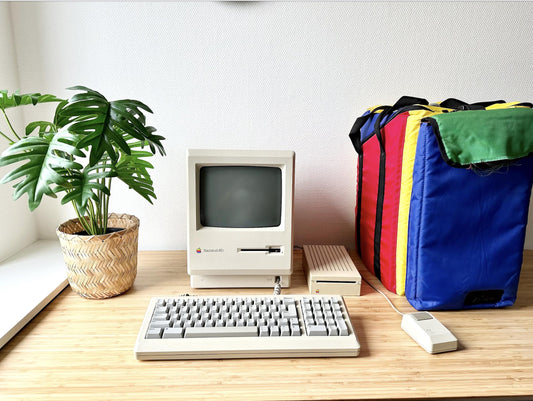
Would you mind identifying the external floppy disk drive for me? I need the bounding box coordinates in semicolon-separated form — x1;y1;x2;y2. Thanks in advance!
303;245;361;296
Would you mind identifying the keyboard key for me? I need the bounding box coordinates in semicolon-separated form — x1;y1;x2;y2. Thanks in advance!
152;314;169;321
163;328;184;338
270;326;280;336
307;325;328;336
150;321;171;329
337;320;349;336
286;305;298;318
184;326;258;338
146;328;163;339
327;326;339;336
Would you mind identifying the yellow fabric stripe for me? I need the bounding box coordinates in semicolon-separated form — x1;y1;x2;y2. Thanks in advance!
486;101;530;110
395;108;441;295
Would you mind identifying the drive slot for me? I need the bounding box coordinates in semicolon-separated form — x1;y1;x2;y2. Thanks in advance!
238;247;282;254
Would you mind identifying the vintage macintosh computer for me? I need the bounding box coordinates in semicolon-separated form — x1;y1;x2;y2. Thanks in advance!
186;149;294;289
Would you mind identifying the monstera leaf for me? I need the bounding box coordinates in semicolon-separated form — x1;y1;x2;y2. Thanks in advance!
136;124;165;157
54;86;165;166
58;159;114;209
0;129;83;211
115;149;156;203
25;121;59;137
0;90;63;143
0;90;62;110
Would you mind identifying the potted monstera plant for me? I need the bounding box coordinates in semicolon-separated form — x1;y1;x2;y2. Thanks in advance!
0;86;165;298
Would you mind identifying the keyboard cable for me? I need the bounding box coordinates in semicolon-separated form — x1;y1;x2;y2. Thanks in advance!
273;276;282;296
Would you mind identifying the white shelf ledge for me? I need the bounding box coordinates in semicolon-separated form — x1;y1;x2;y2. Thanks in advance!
0;240;68;349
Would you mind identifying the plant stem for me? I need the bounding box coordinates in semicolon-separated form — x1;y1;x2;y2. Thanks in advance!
0;129;16;144
103;178;111;232
1;109;21;140
86;200;98;234
98;176;104;233
72;201;92;234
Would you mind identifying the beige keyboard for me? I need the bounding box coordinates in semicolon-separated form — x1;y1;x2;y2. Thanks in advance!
134;295;360;360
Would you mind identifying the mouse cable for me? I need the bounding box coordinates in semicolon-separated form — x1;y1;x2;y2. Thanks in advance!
361;276;404;316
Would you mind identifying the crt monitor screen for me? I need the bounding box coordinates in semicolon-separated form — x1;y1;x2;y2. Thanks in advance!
199;166;282;228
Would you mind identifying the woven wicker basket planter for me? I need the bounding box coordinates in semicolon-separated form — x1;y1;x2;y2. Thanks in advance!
56;213;140;299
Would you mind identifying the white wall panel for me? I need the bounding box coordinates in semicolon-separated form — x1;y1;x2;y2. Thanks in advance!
0;3;38;262
6;2;533;250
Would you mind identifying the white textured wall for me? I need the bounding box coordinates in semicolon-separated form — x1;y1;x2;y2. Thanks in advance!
0;3;38;262
3;2;533;251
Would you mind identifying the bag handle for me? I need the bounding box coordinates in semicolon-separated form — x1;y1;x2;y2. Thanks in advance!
349;106;387;154
390;95;429;110
349;96;428;154
440;98;506;110
373;96;429;150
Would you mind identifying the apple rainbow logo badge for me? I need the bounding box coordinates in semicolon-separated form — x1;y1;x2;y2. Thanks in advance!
196;248;202;254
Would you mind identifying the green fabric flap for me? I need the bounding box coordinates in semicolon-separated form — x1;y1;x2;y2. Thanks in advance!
428;108;533;167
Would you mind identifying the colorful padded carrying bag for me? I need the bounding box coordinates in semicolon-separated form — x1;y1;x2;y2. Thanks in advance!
349;97;533;310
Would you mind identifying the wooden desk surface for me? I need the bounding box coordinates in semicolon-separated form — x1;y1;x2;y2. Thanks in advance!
1;250;532;401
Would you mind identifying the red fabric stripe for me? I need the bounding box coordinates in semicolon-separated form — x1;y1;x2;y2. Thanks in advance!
359;135;381;275
378;113;409;292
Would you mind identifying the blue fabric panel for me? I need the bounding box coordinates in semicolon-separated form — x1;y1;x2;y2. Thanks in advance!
360;111;379;142
360;111;397;143
406;122;533;310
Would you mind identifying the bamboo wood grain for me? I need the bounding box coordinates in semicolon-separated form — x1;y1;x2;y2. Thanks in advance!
1;250;532;401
